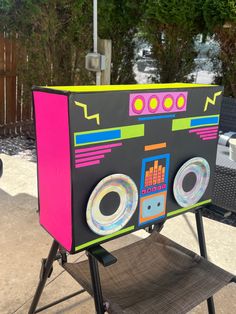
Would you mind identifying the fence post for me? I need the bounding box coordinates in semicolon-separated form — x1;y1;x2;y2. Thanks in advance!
98;39;112;85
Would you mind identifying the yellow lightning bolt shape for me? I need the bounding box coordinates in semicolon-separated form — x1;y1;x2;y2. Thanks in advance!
204;91;222;112
75;101;100;125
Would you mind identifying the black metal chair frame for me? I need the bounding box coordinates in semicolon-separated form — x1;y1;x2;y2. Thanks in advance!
28;207;236;314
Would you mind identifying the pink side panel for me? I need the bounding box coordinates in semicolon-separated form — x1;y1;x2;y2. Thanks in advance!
33;91;72;251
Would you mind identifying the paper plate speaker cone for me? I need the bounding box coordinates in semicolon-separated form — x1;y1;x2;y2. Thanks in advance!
173;157;210;208
86;174;138;235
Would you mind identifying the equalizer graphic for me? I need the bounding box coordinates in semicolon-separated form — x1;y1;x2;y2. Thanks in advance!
139;154;170;225
144;160;166;187
140;154;169;196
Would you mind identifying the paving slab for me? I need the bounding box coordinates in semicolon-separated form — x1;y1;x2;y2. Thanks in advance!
0;154;235;314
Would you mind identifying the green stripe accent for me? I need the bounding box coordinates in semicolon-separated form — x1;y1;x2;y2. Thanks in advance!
75;225;135;251
74;124;144;146
121;124;144;139
172;118;191;130
172;115;219;131
167;199;211;217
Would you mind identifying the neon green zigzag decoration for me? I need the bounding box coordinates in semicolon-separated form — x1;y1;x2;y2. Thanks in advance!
75;101;100;125
204;91;222;112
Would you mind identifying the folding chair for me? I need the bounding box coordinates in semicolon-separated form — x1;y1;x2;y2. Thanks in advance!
28;208;235;314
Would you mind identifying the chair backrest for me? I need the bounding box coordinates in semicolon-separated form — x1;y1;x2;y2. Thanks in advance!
219;96;236;132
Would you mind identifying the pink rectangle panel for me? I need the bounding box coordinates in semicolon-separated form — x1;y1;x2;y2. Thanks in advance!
129;91;187;116
199;133;218;138
202;136;218;140
196;130;218;135
75;160;100;168
189;126;218;133
33;91;72;251
75;148;111;158
75;154;105;163
75;142;122;153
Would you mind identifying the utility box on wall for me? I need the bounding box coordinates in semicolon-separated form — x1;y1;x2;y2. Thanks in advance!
32;83;222;253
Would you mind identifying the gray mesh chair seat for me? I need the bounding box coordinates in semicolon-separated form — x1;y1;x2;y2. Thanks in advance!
64;232;234;314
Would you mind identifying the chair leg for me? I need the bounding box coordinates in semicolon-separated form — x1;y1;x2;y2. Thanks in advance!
88;252;105;314
195;208;216;314
28;240;59;314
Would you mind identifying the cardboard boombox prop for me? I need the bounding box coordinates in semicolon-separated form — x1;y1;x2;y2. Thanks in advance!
32;83;222;253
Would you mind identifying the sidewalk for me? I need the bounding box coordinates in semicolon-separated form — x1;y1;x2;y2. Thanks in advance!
0;153;235;314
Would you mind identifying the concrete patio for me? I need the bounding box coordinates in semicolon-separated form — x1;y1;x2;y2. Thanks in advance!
0;153;235;314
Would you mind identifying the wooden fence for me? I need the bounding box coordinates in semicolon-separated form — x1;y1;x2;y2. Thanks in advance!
0;34;33;136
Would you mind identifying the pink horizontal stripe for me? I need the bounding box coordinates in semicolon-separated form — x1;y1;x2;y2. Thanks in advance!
75;142;122;153
202;136;218;140
75;160;100;168
199;132;218;138
189;126;218;133
196;130;218;135
75;148;111;158
75;154;105;163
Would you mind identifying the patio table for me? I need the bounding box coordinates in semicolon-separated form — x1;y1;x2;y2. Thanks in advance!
212;144;236;213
